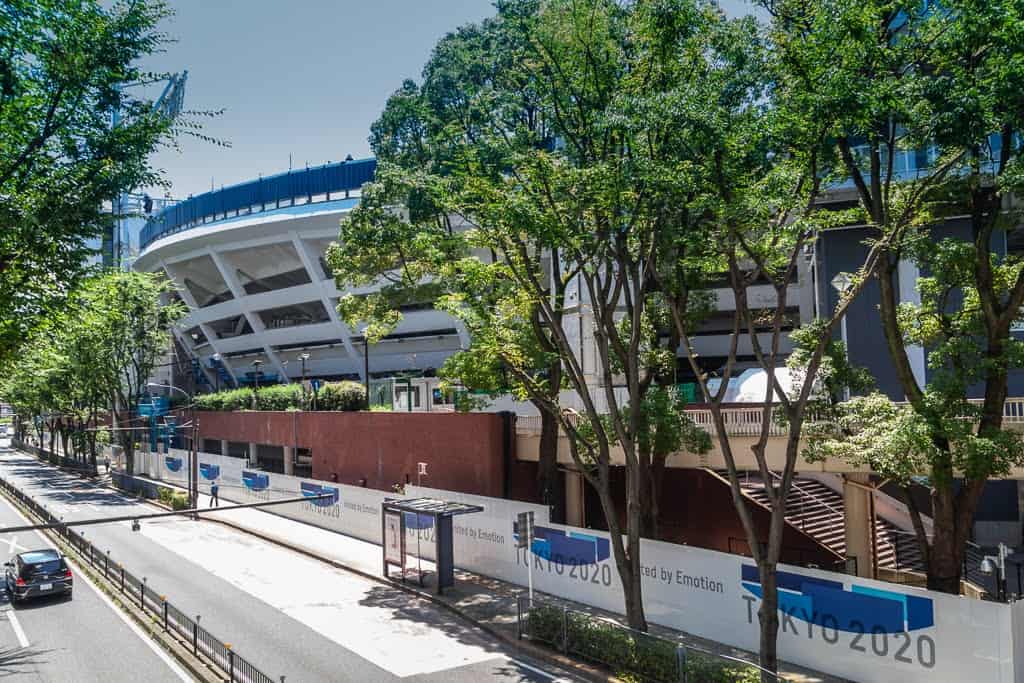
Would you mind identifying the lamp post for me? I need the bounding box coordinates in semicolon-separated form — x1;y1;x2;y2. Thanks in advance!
251;359;263;409
360;327;370;410
212;353;221;392
146;382;198;520
299;353;310;410
981;543;1011;601
830;272;853;401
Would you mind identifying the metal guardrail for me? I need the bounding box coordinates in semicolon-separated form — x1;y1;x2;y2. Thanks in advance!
517;597;783;682
0;475;278;683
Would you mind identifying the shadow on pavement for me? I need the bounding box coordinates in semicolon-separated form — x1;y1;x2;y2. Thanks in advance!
0;645;54;675
357;582;508;656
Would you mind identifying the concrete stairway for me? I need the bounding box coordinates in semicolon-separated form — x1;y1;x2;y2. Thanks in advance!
731;473;923;572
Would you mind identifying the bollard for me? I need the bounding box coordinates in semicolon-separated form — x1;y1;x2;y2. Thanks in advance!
162;598;168;631
141;577;147;611
105;550;110;578
119;564;125;593
676;644;687;683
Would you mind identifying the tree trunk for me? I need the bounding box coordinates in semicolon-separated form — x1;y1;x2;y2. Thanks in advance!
625;459;648;631
537;408;565;523
597;467;648;631
758;561;781;682
926;486;963;593
644;452;667;540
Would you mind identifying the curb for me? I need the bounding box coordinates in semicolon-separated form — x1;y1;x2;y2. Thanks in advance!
0;484;224;683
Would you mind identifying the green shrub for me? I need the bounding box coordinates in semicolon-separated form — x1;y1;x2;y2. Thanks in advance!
316;381;367;411
170;491;189;511
195;380;367;412
527;604;759;683
254;383;303;411
195;387;253;411
157;487;173;505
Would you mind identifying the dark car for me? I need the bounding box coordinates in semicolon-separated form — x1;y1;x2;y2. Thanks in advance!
4;549;73;604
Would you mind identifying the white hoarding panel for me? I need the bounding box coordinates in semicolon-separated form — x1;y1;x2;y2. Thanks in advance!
140;455;1015;683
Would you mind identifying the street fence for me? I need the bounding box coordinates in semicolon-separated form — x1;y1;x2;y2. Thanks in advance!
517;596;778;682
0;475;278;683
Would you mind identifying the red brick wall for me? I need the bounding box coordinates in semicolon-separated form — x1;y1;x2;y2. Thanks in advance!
196;411;508;497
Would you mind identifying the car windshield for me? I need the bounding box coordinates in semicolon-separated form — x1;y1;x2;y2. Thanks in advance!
18;551;62;578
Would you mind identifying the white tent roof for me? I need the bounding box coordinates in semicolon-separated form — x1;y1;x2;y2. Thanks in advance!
705;367;803;403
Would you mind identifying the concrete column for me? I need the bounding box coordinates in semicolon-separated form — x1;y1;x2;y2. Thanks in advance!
843;474;876;579
248;442;258;467
283;447;294;476
564;469;585;527
221;440;230;458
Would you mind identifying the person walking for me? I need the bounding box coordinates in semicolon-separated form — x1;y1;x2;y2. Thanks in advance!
209;481;220;508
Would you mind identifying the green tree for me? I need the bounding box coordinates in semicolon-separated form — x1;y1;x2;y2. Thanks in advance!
332;0;759;632
769;0;1024;593
71;271;184;474
0;0;201;364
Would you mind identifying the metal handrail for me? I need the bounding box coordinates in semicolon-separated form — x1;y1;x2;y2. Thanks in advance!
0;469;277;683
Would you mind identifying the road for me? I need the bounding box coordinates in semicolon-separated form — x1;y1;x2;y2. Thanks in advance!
0;467;190;682
0;444;572;683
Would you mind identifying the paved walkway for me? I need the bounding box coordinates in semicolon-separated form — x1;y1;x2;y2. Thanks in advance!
129;473;840;683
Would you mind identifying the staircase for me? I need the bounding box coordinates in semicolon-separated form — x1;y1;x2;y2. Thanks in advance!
726;472;924;573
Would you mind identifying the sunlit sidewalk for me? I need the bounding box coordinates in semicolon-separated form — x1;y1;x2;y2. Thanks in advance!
130;473;838;683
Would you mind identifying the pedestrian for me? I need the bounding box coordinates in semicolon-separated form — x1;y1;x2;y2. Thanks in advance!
209;481;219;508
104;456;110;473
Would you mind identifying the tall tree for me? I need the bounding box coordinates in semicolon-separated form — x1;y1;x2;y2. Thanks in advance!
78;271;184;474
329;18;573;521
334;0;762;631
0;0;200;364
769;0;1024;593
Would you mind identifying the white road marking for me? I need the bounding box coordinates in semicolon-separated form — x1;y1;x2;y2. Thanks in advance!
5;608;29;648
505;657;574;681
0;535;26;554
0;489;191;682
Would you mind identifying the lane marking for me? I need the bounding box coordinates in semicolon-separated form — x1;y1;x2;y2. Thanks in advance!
0;535;25;554
0;486;191;682
5;609;28;648
506;657;574;682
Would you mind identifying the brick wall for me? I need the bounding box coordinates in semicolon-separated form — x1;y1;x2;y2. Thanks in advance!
195;411;509;497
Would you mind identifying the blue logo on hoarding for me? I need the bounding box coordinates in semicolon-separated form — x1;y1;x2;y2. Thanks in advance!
199;463;220;480
242;471;269;491
513;524;611;566
741;565;934;634
165;456;182;472
404;512;433;530
300;482;339;507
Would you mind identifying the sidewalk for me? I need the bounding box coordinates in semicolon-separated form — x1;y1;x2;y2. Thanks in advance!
131;473;839;683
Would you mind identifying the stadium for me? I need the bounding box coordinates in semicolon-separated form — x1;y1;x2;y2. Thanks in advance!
133;158;464;410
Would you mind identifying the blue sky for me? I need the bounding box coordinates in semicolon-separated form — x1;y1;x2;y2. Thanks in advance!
144;1;752;199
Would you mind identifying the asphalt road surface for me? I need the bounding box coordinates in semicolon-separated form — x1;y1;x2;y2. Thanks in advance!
0;471;190;682
0;444;574;683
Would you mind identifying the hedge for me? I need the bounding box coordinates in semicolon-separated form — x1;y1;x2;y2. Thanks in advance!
526;603;760;683
193;381;367;412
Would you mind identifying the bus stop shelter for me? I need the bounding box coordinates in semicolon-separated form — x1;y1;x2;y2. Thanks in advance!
381;497;483;594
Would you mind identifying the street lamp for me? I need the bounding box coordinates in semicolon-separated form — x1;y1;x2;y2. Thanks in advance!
830;272;853;401
359;327;370;410
299;353;310;410
211;353;221;392
981;543;1011;601
147;382;198;520
250;359;263;410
